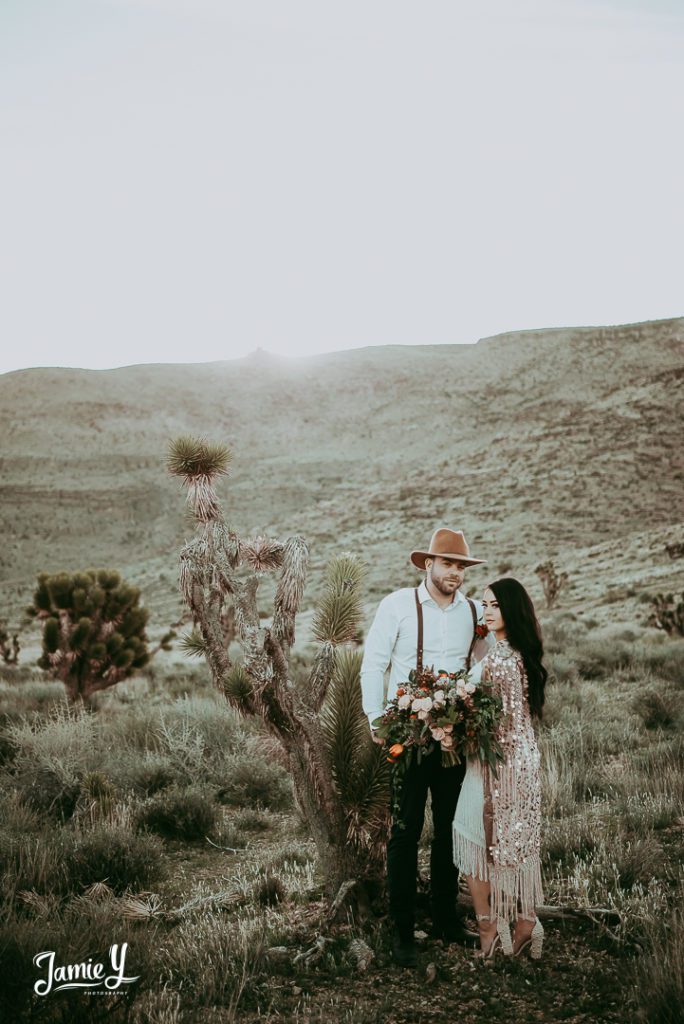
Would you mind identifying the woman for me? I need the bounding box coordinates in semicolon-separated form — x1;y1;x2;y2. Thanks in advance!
453;577;547;959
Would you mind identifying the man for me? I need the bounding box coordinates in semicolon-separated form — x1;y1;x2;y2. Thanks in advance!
360;528;491;967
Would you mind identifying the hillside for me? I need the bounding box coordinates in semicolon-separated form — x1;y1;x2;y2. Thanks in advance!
1;316;682;640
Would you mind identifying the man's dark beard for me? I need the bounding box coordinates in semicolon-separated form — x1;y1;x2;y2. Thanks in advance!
431;576;461;596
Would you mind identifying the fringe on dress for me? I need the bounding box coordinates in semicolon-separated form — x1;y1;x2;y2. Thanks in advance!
453;639;544;922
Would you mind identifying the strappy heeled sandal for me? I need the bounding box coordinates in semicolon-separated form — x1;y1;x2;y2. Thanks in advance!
513;917;544;960
474;914;513;959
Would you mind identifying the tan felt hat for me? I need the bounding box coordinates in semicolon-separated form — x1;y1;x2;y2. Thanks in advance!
410;528;486;570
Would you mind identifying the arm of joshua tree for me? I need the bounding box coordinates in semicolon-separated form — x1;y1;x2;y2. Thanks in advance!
168;436;308;734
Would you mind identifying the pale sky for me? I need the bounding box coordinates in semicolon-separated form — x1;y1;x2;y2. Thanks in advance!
1;0;682;374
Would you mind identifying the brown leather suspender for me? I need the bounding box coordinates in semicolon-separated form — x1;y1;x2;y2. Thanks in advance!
414;588;478;673
414;588;424;671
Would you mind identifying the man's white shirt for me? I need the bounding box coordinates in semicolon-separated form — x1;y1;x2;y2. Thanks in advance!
360;580;488;729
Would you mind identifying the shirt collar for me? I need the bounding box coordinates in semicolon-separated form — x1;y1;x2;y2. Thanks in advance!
418;579;465;607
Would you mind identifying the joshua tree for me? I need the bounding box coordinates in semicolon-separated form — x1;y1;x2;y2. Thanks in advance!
0;621;20;665
27;569;175;702
535;560;569;609
167;436;389;903
648;592;684;637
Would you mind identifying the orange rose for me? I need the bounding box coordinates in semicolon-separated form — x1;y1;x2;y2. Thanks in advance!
388;743;404;758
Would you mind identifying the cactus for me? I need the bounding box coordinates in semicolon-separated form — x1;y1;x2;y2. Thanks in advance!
167;436;389;901
27;569;173;702
647;592;684;637
535;560;569;609
0;621;20;665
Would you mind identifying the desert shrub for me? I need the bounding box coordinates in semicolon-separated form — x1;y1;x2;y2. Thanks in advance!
159;909;272;1009
610;836;670;891
8;703;97;787
573;640;632;679
632;908;684;1023
632;687;679;730
546;651;578;685
253;872;286;906
0;829;68;902
152;695;244;784
0;724;17;766
264;842;316;872
65;823;165;895
16;765;82;821
215;756;293;811
632;640;684;686
113;751;179;796
135;787;219;841
230;808;273;833
0;915;62;1022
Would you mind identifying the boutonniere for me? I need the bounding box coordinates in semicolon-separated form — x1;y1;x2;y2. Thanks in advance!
474;623;489;638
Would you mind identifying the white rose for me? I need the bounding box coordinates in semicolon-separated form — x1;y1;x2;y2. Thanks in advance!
465;681;476;694
398;694;412;709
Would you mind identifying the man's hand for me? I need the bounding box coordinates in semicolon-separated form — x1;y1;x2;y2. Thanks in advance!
371;731;385;746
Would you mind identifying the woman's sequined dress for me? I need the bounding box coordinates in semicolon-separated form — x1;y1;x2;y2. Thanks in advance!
452;638;544;921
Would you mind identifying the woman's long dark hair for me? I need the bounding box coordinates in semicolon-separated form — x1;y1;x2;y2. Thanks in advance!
487;577;547;718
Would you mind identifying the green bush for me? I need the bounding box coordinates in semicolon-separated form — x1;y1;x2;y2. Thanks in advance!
114;751;179;796
230;808;273;833
632;687;679;730
632;908;684;1023
135;787;219;841
16;765;81;821
215;757;293;811
253;872;286;907
65;823;165;894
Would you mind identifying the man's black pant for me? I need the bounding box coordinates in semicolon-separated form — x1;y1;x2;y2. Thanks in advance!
387;747;466;939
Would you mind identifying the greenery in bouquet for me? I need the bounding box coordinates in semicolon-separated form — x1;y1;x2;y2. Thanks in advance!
372;665;505;828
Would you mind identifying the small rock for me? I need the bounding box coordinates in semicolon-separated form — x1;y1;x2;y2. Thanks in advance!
265;946;290;960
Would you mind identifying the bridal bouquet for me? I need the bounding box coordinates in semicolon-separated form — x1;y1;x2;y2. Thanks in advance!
371;666;505;826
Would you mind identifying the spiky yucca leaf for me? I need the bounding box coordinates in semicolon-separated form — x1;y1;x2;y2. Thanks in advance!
167;436;232;480
320;649;390;847
326;553;366;594
179;629;208;658
311;591;362;645
223;664;253;703
240;536;284;573
119;893;164;920
321;649;366;776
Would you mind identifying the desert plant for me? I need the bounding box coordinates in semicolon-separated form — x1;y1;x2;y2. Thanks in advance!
632;687;679;730
0;621;20;664
26;568;175;702
632;907;684;1023
65;822;165;894
647;592;684;637
535;559;569;609
135;786;219;841
167;436;389;902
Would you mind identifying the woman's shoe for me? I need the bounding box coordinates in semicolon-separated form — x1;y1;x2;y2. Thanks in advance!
513;917;544;960
474;915;513;959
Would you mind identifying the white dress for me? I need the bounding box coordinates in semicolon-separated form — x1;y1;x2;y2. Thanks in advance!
452;658;489;871
452;639;544;921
